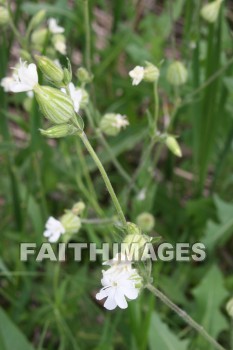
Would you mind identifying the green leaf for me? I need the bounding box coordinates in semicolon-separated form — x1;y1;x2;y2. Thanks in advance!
149;312;189;350
0;308;35;350
202;195;233;251
192;265;228;348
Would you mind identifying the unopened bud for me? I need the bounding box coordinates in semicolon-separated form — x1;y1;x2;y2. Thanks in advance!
35;55;64;84
127;222;141;235
60;211;81;234
20;49;31;61
27;10;46;32
72;202;86;215
167;61;188;86
143;62;160;83
0;6;10;26
40;124;77;138
136;212;155;232
34;85;75;124
201;0;223;23
226;298;233;318
31;28;49;47
166;135;182;157
123;233;152;261
76;67;93;84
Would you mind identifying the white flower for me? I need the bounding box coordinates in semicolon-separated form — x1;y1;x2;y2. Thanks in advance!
129;66;145;86
96;253;142;310
10;59;38;93
0;76;14;92
48;18;64;34
43;216;65;243
112;114;129;129
26;91;34;98
137;188;146;201
61;83;83;113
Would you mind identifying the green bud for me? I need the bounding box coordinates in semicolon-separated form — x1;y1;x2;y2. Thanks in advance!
99;113;128;136
127;222;141;235
76;67;93;84
72;202;86;215
167;61;188;86
19;49;31;61
166;135;182;157
136;212;155;232
226;298;233;318
31;28;49;47
143;62;160;83
35;55;64;84
0;6;10;26
60;211;81;234
123;233;152;261
27;10;46;32
40;124;78;138
201;0;223;23
34;85;76;124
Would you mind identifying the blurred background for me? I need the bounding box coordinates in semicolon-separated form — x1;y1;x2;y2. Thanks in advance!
0;0;233;349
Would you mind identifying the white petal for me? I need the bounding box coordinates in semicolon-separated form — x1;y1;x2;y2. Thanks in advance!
115;289;128;309
27;63;38;85
48;231;61;243
43;230;51;238
96;288;109;300
123;286;139;300
104;289;117;310
11;83;32;92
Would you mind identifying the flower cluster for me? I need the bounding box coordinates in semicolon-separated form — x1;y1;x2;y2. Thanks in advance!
96;253;142;310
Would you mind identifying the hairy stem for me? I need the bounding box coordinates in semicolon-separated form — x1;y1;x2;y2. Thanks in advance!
80;132;128;229
83;0;91;72
146;284;226;350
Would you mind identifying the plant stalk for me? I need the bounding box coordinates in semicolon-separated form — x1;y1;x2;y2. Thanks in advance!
80;131;128;229
146;284;226;350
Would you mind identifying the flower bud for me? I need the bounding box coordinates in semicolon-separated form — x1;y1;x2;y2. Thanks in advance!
143;62;160;83
166;135;182;157
40;124;78;138
123;233;152;261
76;67;93;84
28;10;46;32
226;298;233;318
167;61;188;86
0;6;10;26
100;113;129;136
19;49;31;62
136;212;155;232
60;211;81;234
31;28;49;47
72;202;86;215
34;85;76;124
201;0;223;23
35;55;64;84
126;222;141;235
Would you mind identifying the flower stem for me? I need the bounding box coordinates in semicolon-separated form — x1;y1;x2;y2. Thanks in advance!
79;132;128;229
153;80;159;131
146;284;226;350
83;0;91;72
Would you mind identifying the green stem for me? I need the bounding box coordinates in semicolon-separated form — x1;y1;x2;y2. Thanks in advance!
97;129;136;188
83;0;91;72
153;80;159;131
80;132;128;229
146;284;226;350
